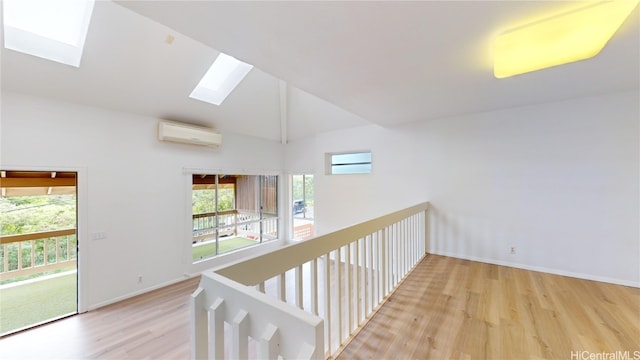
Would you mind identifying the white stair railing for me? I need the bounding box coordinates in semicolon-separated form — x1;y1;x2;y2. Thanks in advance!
191;202;430;359
191;272;323;359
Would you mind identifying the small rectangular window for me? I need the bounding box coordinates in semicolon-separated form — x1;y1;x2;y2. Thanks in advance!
327;151;372;175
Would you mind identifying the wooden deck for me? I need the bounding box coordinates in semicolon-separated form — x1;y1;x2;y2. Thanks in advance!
1;255;638;359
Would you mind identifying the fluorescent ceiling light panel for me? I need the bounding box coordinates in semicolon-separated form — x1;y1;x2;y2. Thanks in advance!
494;0;639;78
2;0;95;67
190;53;254;106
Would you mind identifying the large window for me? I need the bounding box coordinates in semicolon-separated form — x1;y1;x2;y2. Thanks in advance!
192;174;278;262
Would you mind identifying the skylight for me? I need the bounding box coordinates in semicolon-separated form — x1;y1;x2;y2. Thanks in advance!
189;53;254;106
2;0;95;67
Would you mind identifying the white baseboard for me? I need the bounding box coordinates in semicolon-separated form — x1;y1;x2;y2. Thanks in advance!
86;240;287;311
429;250;640;288
86;274;199;311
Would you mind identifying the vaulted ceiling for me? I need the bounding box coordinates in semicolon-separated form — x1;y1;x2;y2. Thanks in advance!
2;1;638;143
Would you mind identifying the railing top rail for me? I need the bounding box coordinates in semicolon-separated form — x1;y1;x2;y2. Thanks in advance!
192;209;238;219
214;201;429;286
192;209;278;219
0;228;76;245
201;271;323;327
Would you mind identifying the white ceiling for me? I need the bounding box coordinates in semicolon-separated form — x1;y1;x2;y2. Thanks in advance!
2;1;639;142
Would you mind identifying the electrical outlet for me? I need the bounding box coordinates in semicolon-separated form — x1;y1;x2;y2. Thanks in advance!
137;275;143;283
509;246;516;254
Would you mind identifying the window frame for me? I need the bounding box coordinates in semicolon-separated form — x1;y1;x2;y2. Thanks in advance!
189;172;279;263
325;151;373;175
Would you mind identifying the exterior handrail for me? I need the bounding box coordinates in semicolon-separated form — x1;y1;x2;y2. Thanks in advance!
0;228;76;245
192;209;237;219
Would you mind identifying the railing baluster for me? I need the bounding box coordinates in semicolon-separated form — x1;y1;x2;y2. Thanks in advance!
55;237;60;264
405;218;409;270
387;225;391;290
231;310;249;360
408;218;411;271
259;324;279;359
415;215;419;260
424;209;428;255
295;264;303;309
336;247;343;344
407;217;412;266
404;219;408;273
413;215;417;259
376;230;381;303
397;222;401;279
416;214;420;259
402;219;407;275
368;234;374;314
190;287;208;360
311;258;318;315
17;242;22;271
395;223;400;285
382;228;387;297
31;240;36;269
398;220;407;276
388;225;393;291
392;224;396;288
278;272;286;302
43;239;48;266
3;244;8;272
345;243;352;336
324;253;332;357
209;298;225;360
403;219;407;275
355;238;361;327
421;212;424;255
363;235;368;322
397;223;401;284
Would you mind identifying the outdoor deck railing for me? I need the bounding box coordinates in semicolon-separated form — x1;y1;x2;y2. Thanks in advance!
0;229;77;281
191;202;430;359
193;210;279;242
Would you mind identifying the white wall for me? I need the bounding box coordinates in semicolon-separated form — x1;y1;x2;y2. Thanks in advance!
3;87;637;313
308;125;428;234
1;92;286;309
295;91;639;287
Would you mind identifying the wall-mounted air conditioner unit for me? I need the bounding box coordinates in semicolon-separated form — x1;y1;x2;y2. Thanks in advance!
158;120;222;147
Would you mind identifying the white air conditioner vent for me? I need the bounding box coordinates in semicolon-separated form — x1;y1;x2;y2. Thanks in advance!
158;120;221;147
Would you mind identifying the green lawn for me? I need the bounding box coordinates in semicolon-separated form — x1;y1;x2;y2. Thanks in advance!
0;272;77;335
193;237;258;260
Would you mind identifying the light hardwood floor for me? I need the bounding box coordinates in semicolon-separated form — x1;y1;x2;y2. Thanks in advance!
1;255;638;359
0;276;201;359
337;255;640;360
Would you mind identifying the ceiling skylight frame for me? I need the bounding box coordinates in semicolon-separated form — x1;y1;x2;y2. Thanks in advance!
2;0;95;67
189;53;254;106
